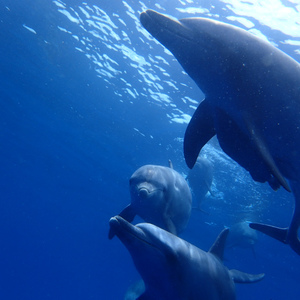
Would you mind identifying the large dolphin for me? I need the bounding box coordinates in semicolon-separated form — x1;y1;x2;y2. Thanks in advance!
110;215;264;300
187;157;213;210
140;10;300;255
109;162;192;239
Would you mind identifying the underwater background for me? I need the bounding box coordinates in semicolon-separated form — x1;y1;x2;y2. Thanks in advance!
1;0;300;299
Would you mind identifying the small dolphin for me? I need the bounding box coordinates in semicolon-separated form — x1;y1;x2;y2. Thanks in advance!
226;221;258;257
110;215;264;300
187;157;213;210
140;10;300;255
109;162;192;238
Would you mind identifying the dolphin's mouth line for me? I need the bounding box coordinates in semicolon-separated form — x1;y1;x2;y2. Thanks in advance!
160;22;195;44
142;10;195;44
129;230;160;251
113;216;163;253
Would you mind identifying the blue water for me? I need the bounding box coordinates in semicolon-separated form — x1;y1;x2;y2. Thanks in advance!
1;0;300;299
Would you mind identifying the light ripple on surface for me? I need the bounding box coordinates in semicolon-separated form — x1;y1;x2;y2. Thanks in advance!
176;7;210;14
52;0;300;140
23;24;36;34
222;0;300;37
58;9;80;24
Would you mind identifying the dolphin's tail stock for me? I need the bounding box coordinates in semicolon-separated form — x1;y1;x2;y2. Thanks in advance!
250;180;300;255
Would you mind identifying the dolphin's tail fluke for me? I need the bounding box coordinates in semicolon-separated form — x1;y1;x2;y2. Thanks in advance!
229;269;265;284
249;223;289;244
250;179;300;256
249;222;300;255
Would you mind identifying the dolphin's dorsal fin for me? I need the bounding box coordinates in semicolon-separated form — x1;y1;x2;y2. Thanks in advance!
168;159;174;169
229;269;265;283
245;119;291;192
208;228;229;261
184;99;216;169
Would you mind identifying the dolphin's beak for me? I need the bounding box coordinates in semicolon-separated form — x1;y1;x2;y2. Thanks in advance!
109;216;127;240
109;216;130;239
109;216;174;259
109;215;145;242
140;10;194;47
140;10;182;32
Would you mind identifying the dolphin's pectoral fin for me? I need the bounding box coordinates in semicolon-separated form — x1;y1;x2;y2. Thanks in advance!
229;269;265;283
209;228;229;261
164;216;177;235
249;222;289;244
119;204;136;222
108;205;136;239
245;120;291;192
163;199;178;235
184;99;216;169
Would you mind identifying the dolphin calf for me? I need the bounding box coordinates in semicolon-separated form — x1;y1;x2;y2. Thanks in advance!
110;215;264;300
109;162;192;239
226;221;258;257
187;157;213;210
140;10;300;255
